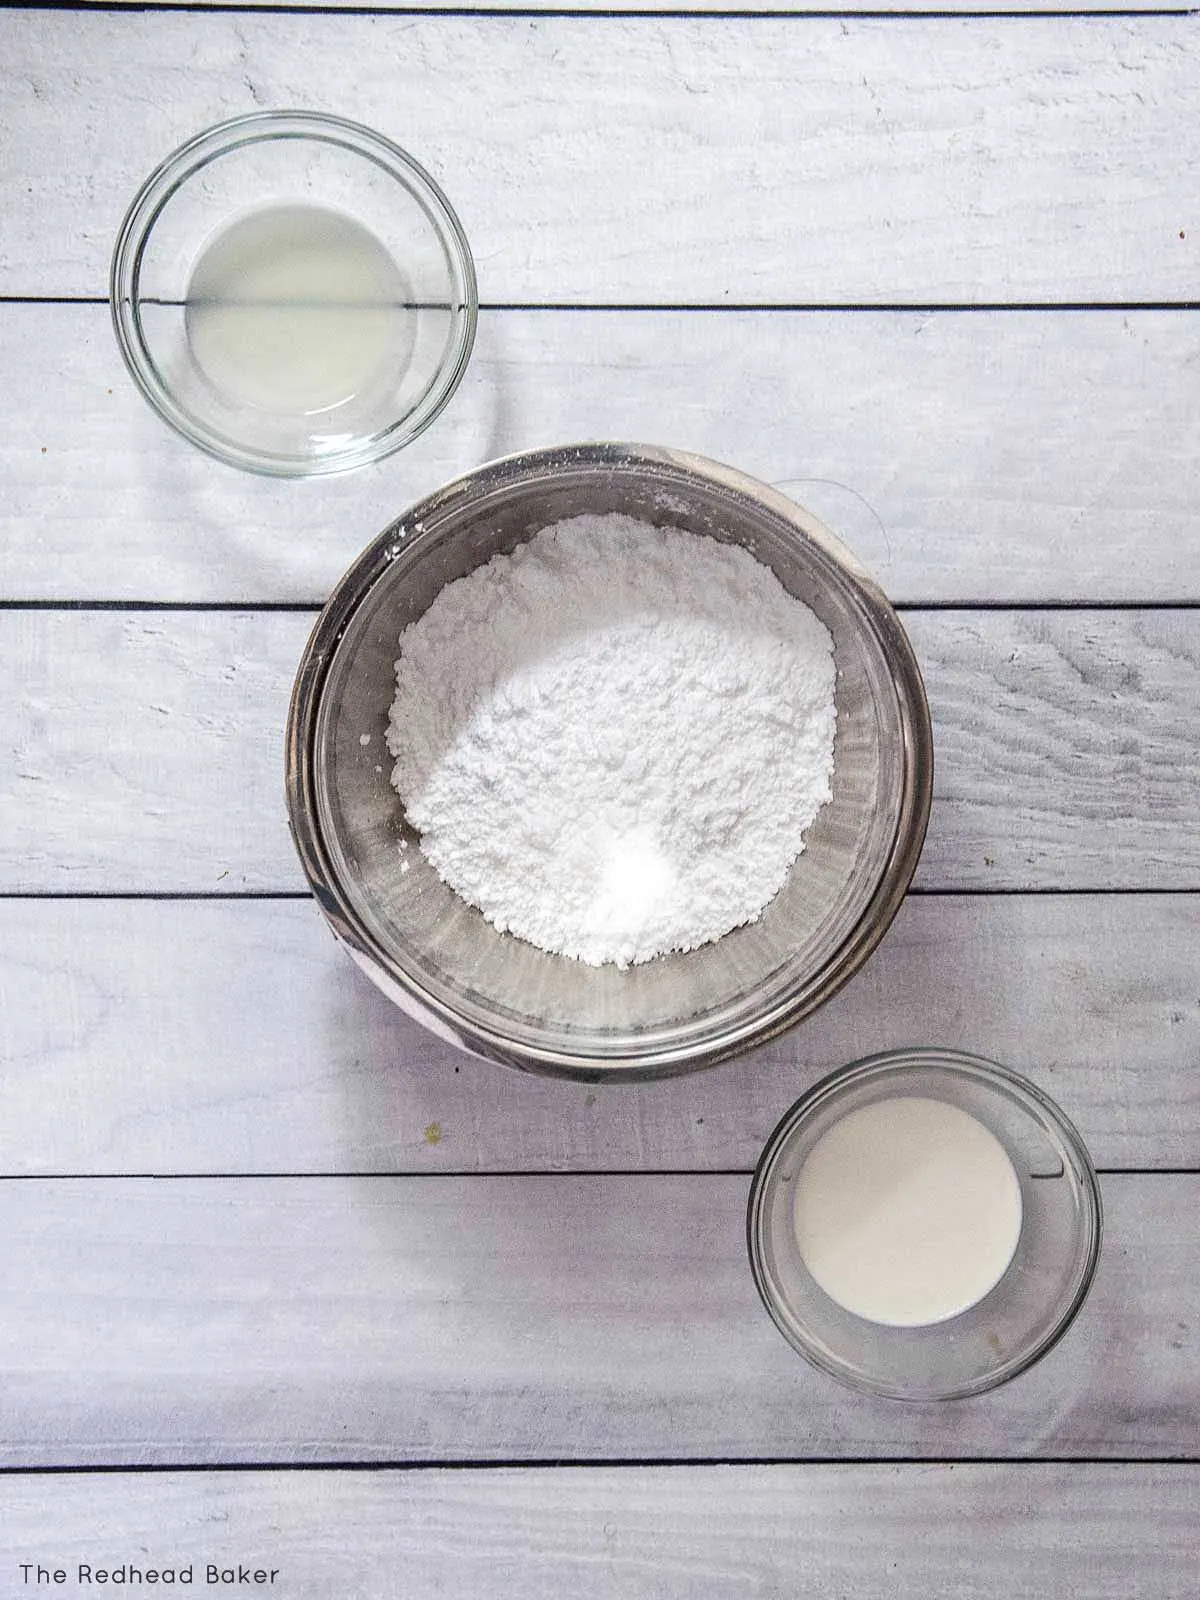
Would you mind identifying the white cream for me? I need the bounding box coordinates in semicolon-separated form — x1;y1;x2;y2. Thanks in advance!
792;1096;1022;1327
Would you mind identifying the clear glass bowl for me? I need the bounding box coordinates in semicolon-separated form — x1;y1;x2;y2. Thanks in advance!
748;1048;1103;1398
285;443;934;1079
110;111;477;476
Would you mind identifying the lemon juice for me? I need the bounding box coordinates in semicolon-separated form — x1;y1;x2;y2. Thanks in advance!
184;203;413;418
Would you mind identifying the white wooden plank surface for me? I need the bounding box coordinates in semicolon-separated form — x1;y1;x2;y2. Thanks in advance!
7;304;1200;606
908;607;1200;890
6;13;1199;302
1;611;305;894
1;894;1195;1176
87;0;1196;13
0;1173;1191;1464
3;4;1196;1584
2;1465;1197;1600
4;609;1198;893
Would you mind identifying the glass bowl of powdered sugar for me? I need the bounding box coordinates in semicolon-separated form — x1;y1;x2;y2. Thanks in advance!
285;442;933;1078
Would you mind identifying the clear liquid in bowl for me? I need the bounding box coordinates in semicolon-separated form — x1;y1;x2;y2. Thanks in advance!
184;202;414;418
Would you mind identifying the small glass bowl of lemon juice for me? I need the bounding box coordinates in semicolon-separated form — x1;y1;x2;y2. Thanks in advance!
111;111;477;476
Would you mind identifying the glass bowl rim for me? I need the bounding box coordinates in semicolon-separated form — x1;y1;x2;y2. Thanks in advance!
108;108;479;477
746;1045;1104;1399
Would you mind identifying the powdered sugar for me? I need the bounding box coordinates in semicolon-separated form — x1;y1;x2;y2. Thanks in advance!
386;513;836;967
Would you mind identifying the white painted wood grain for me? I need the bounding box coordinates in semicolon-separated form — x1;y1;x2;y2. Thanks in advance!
86;0;1192;13
5;13;1199;301
3;609;1198;893
0;895;1195;1175
1;1465;1197;1600
904;608;1200;889
0;1173;1190;1463
7;305;1200;605
0;611;307;893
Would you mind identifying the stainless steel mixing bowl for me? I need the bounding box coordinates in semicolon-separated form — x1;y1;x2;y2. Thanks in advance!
285;443;933;1080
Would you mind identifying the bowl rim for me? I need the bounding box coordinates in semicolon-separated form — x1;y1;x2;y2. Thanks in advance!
109;108;478;478
285;441;935;1078
746;1046;1104;1399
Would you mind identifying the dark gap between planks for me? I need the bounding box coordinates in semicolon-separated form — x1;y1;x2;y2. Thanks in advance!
0;1167;1190;1178
6;297;1200;312
20;5;1200;22
6;600;1200;612
1;1453;1197;1474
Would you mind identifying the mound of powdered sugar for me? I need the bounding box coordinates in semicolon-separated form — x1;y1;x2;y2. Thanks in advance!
386;513;836;968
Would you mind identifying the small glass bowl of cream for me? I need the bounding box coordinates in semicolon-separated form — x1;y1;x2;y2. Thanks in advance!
747;1048;1102;1399
110;111;477;476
